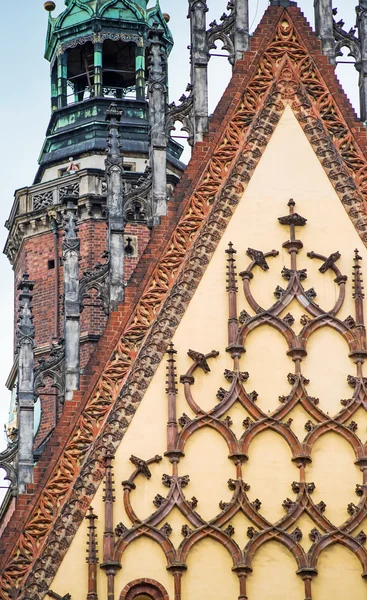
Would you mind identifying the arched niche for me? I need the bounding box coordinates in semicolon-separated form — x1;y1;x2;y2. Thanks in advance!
302;325;352;416
313;543;367;600
244;429;298;523
247;540;304;600
243;324;292;415
182;537;238;600
182;426;234;521
307;431;361;527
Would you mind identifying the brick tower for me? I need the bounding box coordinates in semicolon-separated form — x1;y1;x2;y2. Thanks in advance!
3;0;185;461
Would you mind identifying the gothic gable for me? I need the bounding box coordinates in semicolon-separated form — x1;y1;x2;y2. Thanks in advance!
3;6;367;600
49;103;367;600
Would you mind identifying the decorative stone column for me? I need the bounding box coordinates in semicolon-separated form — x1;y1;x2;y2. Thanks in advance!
135;42;146;101
57;51;68;108
148;24;168;220
234;0;249;61
188;0;209;143
105;103;125;311
94;42;103;98
51;61;58;112
313;0;336;64
17;273;35;493
62;193;80;400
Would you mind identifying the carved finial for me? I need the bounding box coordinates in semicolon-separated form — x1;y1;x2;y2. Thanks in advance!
103;455;115;504
101;454;116;574
166;343;178;395
86;506;99;600
278;199;307;229
353;249;364;298
166;343;178;454
226;242;238;292
353;249;365;327
278;199;306;269
86;507;99;566
226;243;239;349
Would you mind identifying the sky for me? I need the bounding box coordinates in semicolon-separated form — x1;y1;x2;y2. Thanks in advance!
0;0;361;465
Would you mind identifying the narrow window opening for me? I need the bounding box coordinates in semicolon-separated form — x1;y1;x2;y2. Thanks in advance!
48;260;55;270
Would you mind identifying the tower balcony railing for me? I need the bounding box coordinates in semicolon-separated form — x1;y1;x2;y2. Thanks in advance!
62;66;143;106
66;84;139;105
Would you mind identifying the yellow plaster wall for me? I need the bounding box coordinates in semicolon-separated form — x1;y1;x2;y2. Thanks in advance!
312;544;367;600
51;105;367;599
246;541;304;600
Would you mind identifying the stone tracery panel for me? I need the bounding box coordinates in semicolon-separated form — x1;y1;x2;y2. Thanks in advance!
90;200;367;600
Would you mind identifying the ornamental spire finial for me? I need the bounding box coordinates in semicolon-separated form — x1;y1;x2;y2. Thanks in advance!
353;249;365;327
166;343;178;454
86;507;99;600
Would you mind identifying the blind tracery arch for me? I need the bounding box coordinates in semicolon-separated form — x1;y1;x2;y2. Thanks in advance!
88;198;367;600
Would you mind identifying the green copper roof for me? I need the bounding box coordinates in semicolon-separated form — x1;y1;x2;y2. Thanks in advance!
45;0;173;61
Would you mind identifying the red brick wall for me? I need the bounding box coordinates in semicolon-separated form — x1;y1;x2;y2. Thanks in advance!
13;217;151;449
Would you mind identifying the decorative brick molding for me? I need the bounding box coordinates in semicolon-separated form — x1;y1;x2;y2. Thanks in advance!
120;579;169;600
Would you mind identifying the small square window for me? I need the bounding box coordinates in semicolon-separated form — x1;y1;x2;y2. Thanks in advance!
48;260;55;270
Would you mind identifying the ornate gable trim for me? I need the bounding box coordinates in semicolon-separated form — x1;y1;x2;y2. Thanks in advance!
3;8;367;600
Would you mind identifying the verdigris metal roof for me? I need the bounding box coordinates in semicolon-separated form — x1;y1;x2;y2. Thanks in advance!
45;0;173;60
